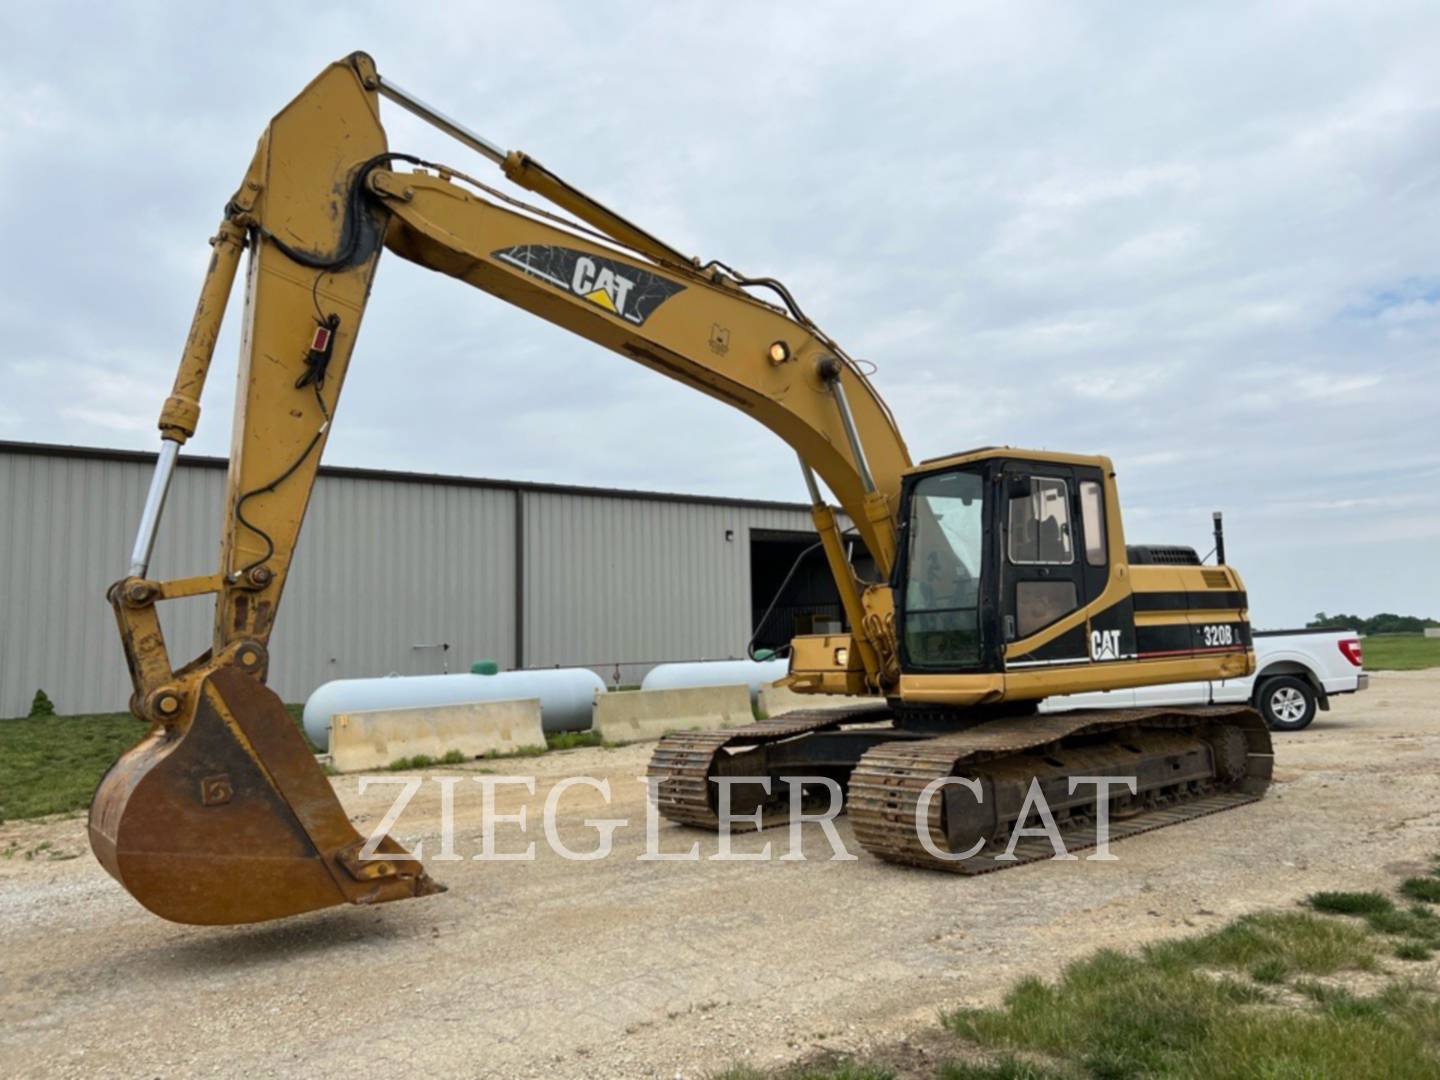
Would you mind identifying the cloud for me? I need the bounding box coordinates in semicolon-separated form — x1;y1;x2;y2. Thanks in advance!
1;1;1438;626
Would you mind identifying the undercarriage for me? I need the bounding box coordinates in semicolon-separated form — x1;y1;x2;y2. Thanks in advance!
648;704;1273;870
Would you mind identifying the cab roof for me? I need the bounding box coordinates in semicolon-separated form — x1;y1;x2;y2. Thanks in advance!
906;446;1115;474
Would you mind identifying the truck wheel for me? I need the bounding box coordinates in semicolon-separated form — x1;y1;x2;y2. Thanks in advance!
1258;676;1316;732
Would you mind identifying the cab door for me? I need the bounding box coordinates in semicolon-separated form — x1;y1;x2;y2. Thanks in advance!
999;463;1089;665
1072;464;1138;671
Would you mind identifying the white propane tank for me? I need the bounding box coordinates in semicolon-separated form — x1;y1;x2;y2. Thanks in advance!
640;658;789;704
302;668;607;748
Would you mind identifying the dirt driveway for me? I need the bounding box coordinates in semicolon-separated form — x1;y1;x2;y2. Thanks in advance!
2;672;1437;1079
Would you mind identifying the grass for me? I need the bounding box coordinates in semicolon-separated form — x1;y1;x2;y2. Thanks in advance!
1362;634;1440;671
712;1063;897;1080
1309;886;1440;946
1;704;319;821
380;729;613;769
0;711;146;820
0;838;81;863
1144;910;1379;975
1403;877;1440;903
1248;957;1289;984
1309;890;1395;916
939;1063;1068;1080
940;911;1434;1079
483;744;547;759
545;730;608;751
1396;941;1434;961
386;749;469;771
722;871;1440;1080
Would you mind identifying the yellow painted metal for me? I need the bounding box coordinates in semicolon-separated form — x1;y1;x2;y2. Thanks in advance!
213;57;388;654
803;502;882;686
158;220;246;443
156;573;223;600
500;151;694;271
788;633;869;695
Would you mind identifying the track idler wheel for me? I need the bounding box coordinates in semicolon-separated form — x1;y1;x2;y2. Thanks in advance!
89;666;442;925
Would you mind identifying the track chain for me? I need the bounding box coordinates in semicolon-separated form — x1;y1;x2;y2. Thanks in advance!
847;706;1272;873
647;704;890;828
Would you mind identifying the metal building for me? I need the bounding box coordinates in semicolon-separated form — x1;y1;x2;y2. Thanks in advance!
0;440;854;718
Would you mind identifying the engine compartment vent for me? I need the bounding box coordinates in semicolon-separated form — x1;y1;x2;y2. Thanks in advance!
1126;545;1202;566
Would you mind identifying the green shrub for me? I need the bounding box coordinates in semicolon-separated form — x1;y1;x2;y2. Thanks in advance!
27;690;56;718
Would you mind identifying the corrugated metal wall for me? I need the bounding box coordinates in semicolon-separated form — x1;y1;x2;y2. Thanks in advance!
0;445;816;717
520;491;814;676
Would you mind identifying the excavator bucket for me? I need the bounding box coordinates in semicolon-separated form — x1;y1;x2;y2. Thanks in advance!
89;666;442;925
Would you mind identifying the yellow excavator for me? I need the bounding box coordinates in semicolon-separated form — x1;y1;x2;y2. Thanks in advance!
93;54;1271;925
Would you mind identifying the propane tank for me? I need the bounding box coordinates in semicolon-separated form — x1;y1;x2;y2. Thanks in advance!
302;667;607;748
640;658;789;705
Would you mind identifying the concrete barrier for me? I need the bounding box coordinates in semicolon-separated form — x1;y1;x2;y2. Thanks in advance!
593;684;753;745
758;682;878;717
328;697;546;772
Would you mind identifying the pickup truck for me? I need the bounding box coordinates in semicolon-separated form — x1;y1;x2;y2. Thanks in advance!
1040;628;1368;731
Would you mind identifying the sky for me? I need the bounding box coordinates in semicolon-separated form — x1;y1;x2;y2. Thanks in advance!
2;2;1437;628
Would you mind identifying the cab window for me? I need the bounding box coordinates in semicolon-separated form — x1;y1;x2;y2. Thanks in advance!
1080;480;1106;567
1008;477;1073;565
903;470;984;668
1016;580;1077;638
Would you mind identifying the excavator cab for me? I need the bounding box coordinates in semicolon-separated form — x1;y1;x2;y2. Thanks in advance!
895;450;1129;683
789;446;1253;708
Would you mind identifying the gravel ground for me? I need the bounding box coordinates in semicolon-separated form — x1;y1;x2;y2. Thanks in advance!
2;672;1437;1079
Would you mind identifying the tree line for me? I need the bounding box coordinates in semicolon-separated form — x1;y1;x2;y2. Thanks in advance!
1307;612;1439;635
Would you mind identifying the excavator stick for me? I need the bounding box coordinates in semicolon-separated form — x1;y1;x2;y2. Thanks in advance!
90;666;441;925
88;54;444;924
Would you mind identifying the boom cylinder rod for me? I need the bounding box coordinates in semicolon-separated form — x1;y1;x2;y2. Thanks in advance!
798;455;824;505
129;439;180;577
375;65;690;268
130;218;248;579
375;76;507;166
824;364;877;494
